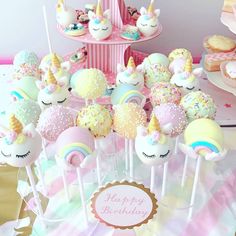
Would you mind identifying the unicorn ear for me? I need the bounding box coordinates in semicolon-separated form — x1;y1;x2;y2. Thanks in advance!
36;80;45;90
88;10;96;20
192;67;204;78
103;9;111;20
57;76;69;87
136;64;144;73
61;61;71;72
140;7;147;15
23;123;37;138
178;143;199;159
117;64;125;73
136;126;147;137
205;149;228;162
154;9;160;17
0;125;9;138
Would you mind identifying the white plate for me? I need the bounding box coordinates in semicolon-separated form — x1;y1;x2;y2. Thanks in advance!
205;70;236;96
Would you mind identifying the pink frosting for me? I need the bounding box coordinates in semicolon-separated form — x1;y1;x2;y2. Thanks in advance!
37;105;74;141
154;103;187;137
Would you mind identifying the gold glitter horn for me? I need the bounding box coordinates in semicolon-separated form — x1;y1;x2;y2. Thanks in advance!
148;0;155;14
47;69;57;85
127;57;136;69
9;114;23;134
96;0;103;17
51;53;61;69
148;114;161;134
184;58;192;73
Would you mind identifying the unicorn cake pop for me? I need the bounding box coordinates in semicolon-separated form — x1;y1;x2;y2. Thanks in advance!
136;0;160;37
88;1;112;41
135;115;173;166
170;59;203;95
56;0;77;28
0;115;42;168
116;57;144;90
37;69;70;110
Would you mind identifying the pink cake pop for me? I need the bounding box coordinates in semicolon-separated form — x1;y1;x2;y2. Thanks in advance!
37;105;74;142
153;103;187;137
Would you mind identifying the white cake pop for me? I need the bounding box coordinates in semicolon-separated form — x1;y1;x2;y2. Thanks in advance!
0;115;42;168
116;57;144;90
36;69;70;110
136;1;160;37
88;1;112;41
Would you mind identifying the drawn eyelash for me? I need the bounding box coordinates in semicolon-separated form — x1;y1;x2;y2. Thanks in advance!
102;27;109;31
142;152;155;158
42;101;52;105
16;151;30;158
141;24;147;27
160;150;170;158
1;150;11;157
151;24;157;27
93;28;99;31
57;98;67;104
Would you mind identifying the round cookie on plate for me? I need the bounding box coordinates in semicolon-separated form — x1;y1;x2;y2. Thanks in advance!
220;61;236;88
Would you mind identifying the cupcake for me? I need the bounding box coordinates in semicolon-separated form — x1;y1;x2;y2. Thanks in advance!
220;61;236;88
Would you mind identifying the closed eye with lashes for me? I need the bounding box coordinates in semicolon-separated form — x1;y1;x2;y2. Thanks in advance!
57;98;67;104
42;101;52;105
16;151;30;158
141;23;147;26
151;24;157;27
160;150;170;158
1;150;11;158
93;28;99;31
102;27;109;31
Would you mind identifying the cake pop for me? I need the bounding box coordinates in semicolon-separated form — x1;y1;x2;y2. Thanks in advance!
88;0;112;41
136;0;160;37
111;84;146;107
153;103;187;137
116;57;144;90
36;69;70;110
13;50;39;68
170;59;203;95
74;68;107;100
142;53;169;68
168;48;193;63
37;105;74;142
180;91;217;122
56;0;77;28
150;82;182;107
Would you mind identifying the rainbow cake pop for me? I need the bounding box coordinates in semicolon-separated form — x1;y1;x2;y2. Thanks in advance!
88;1;112;41
180;118;227;161
7;100;41;126
150;82;182;107
37;105;74;142
113;103;147;139
56;127;95;170
36;69;70;110
180;91;217;122
10;76;39;101
74;68;107;100
116;57;144;90
153;103;187;137
170;59;203;95
77;104;112;138
135;115;173;166
0;115;42;168
136;1;160;37
111;84;146;107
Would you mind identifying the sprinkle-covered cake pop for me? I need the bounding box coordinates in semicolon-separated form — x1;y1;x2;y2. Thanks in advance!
180;118;227;161
150;82;182;107
168;48;193;63
0;115;42;167
135;115;173;166
13;50;39;68
116;57;144;90
136;1;160;37
170;59;203;95
37;69;70;110
154;103;187;137
144;63;171;89
77;104;112;138
7;100;41;126
113;103;147;139
56;0;77;28
74;68;107;100
37;105;74;142
56;127;95;170
142;53;169;68
11;76;39;101
111;84;146;107
180;91;217;122
88;1;112;41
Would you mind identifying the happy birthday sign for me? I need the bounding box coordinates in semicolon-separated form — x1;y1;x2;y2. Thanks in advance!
91;181;158;229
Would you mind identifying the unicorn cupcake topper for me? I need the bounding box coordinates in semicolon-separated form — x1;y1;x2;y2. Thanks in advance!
88;0;112;41
116;57;144;90
37;69;70;110
170;59;203;95
136;0;160;37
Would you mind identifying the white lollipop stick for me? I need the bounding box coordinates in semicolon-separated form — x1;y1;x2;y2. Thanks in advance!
85;99;89;106
42;138;48;161
25;165;44;221
95;139;102;186
188;157;202;220
129;139;134;180
161;161;168;197
150;166;155;192
181;155;189;188
76;167;89;227
125;138;129;172
35;160;47;195
42;5;53;54
174;136;179;155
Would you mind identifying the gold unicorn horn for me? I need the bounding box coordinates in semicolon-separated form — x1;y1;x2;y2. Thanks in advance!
96;0;103;17
47;69;57;85
148;1;154;14
184;58;192;73
127;57;136;69
148;115;161;133
9;115;23;134
52;53;61;69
